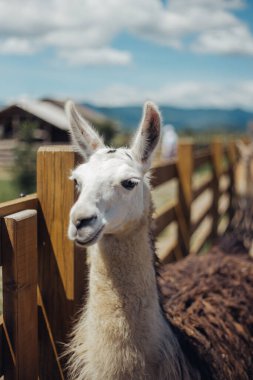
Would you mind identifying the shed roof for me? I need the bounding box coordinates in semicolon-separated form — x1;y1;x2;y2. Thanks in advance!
0;99;68;130
42;98;109;125
0;98;112;130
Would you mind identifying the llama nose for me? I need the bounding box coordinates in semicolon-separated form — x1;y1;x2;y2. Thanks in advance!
75;215;97;229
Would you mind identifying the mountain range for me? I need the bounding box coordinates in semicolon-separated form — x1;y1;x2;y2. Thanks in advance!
84;104;253;134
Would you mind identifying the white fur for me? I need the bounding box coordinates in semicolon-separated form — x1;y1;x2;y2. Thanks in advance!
65;102;199;380
68;148;144;242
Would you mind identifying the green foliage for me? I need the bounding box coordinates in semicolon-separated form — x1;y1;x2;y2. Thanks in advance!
13;122;37;195
95;120;118;145
112;131;132;148
0;177;19;202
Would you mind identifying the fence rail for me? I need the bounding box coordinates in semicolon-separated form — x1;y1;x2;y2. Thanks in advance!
0;138;239;378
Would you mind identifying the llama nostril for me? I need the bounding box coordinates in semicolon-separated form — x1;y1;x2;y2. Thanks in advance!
76;215;97;229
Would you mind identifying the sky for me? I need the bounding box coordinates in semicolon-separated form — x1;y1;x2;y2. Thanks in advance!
1;0;253;110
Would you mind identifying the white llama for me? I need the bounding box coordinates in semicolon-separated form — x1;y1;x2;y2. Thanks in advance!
65;101;199;380
65;101;253;380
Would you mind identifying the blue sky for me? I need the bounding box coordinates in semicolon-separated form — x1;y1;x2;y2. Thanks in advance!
1;0;253;109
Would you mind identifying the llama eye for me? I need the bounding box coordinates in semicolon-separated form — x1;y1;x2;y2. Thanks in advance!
121;179;138;190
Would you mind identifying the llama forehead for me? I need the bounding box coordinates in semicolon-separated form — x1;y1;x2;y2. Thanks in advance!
73;148;143;184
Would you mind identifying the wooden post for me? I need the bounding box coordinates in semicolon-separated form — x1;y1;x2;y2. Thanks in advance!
2;209;38;380
227;140;237;222
37;146;87;379
177;139;194;257
211;139;223;238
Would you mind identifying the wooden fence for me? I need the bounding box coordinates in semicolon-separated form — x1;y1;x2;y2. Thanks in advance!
151;139;237;262
0;139;237;379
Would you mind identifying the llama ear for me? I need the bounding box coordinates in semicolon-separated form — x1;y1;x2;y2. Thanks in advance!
65;101;104;159
131;101;161;168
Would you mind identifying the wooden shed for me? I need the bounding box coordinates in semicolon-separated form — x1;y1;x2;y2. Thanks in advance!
0;98;117;169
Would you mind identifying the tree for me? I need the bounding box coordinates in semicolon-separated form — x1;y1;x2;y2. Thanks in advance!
13;122;37;195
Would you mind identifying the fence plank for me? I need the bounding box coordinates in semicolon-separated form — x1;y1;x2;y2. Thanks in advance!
151;160;177;188
193;176;213;200
0;194;38;265
2;209;38;380
153;202;176;237
0;194;38;218
177;139;194;257
211;140;224;239
37;146;87;378
191;204;213;234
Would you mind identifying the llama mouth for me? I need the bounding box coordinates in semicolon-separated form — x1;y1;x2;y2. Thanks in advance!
76;225;105;246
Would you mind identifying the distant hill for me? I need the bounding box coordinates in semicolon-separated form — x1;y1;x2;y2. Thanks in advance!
83;104;253;134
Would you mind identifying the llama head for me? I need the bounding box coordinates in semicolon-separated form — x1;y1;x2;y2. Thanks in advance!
65;101;161;247
235;140;253;197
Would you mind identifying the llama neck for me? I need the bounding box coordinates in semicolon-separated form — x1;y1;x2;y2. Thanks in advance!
79;220;194;380
91;222;159;315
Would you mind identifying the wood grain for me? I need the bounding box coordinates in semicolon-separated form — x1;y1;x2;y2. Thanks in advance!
2;209;38;380
37;146;87;379
0;194;38;218
0;195;38;265
177;140;194;256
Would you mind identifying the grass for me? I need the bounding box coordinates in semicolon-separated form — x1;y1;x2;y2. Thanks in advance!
0;173;20;314
0;174;20;203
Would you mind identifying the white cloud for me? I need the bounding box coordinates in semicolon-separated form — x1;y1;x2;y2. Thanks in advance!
0;38;35;54
59;48;132;65
192;25;253;55
0;0;252;64
84;81;253;110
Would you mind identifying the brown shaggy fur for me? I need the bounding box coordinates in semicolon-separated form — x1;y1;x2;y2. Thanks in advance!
158;251;253;380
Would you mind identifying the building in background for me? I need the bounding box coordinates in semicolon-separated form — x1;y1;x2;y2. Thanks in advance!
0;98;117;143
0;98;117;169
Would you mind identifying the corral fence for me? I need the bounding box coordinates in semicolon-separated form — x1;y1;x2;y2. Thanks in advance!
0;139;238;379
